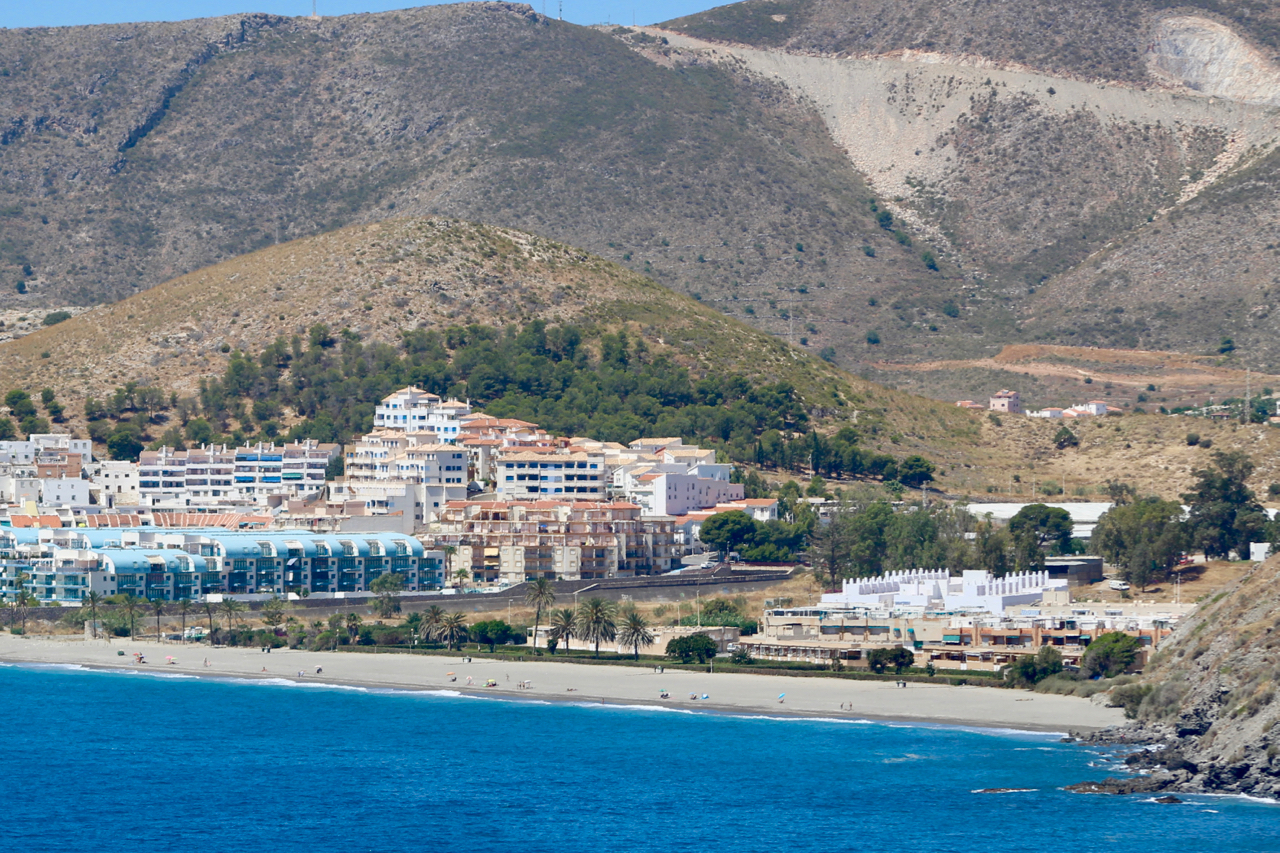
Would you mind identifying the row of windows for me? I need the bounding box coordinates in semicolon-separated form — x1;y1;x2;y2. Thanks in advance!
504;462;598;470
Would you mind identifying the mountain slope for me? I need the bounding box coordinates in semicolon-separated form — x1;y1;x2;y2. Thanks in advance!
0;2;954;363
1086;553;1280;798
661;0;1280;85
17;216;1280;500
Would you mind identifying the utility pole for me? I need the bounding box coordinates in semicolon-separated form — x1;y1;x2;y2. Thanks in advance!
1244;366;1250;425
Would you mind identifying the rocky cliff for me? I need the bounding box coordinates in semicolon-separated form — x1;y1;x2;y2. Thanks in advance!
1081;554;1280;798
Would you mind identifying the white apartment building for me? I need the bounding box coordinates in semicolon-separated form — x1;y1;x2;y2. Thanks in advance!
91;461;141;505
138;440;338;507
627;471;744;517
373;386;472;441
0;434;93;465
332;430;469;528
39;477;90;506
495;449;608;500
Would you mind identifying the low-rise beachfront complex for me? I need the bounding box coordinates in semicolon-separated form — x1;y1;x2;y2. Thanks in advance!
0;527;440;603
740;601;1186;672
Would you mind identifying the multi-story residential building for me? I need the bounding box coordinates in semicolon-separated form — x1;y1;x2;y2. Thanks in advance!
432;500;676;585
622;471;743;517
91;461;141;506
332;430;469;529
0;435;93;465
373;386;471;441
0;527;443;603
137;440;338;506
494;449;608;501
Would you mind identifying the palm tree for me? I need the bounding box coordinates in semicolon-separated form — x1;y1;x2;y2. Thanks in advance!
439;612;468;651
177;598;193;643
576;598;617;658
16;589;37;636
203;600;218;642
345;612;362;642
422;605;446;646
327;613;344;649
85;591;103;639
150;598;166;642
221;598;246;634
524;577;556;654
14;571;31;634
453;566;470;591
548;607;576;654
617;610;656;660
121;595;143;639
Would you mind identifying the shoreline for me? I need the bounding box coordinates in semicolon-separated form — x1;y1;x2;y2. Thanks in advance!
0;634;1125;734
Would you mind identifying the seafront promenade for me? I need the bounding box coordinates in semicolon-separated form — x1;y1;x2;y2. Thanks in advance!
0;634;1124;732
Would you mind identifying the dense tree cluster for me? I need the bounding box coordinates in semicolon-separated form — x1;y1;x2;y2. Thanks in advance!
74;321;934;488
750;425;935;487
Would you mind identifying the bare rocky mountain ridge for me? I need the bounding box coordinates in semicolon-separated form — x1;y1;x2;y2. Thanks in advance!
5;1;1280;387
0;2;955;365
650;4;1280;376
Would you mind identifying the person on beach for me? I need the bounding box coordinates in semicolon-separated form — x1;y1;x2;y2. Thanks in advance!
316;666;323;674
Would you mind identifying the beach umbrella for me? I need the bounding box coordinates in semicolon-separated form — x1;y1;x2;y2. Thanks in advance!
778;693;786;699
446;672;455;675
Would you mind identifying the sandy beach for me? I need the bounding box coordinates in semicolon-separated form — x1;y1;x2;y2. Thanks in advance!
0;633;1124;732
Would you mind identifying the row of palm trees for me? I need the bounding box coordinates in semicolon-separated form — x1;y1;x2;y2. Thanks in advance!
81;591;249;643
526;578;656;658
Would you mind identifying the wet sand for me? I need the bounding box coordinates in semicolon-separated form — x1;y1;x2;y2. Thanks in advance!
0;634;1125;733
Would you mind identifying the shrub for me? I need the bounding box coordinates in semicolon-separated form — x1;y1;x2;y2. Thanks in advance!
1110;682;1154;718
921;250;939;271
1083;632;1143;678
730;647;754;665
941;300;960;318
867;646;914;674
1186;433;1201;446
862;245;875;257
42;311;72;326
866;331;881;345
666;633;718;664
1199;438;1212;449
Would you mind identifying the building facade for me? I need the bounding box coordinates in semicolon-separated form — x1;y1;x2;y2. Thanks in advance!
373;387;471;441
433;500;676;585
0;527;442;603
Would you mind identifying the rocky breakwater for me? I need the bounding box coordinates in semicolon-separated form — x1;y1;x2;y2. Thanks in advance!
1070;556;1280;799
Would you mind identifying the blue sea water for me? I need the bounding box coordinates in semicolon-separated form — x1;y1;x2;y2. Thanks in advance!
1;662;1276;852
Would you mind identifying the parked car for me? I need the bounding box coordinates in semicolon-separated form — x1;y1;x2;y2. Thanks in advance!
1109;579;1131;591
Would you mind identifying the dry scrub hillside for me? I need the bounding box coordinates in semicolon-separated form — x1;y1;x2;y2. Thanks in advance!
4;216;986;469
623;20;1280;374
871;343;1280;412
661;0;1280;85
1021;142;1280;362
16;216;1280;502
0;2;958;371
1104;553;1280;798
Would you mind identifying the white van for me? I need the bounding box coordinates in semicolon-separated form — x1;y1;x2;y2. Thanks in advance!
1108;579;1131;591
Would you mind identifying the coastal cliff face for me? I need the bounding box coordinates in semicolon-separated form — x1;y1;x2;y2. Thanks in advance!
1090;555;1280;798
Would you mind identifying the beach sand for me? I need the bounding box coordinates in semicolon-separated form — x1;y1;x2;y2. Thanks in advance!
0;633;1124;733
